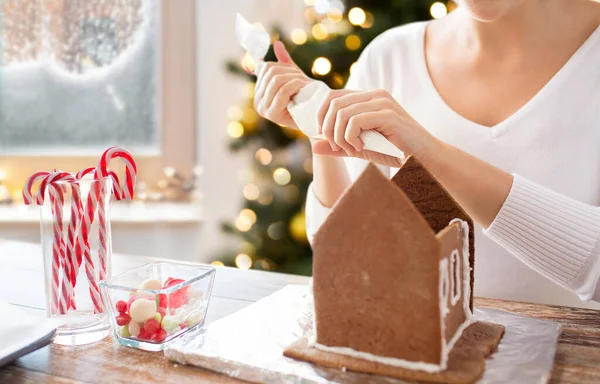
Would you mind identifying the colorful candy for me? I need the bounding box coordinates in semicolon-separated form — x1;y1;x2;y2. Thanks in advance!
113;276;206;344
129;298;157;323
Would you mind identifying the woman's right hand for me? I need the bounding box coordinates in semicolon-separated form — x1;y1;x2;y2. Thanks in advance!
254;41;312;130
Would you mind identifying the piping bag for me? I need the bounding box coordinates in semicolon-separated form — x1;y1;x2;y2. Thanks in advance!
235;14;404;159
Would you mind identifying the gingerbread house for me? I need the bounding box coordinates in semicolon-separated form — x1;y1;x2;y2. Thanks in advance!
310;157;475;372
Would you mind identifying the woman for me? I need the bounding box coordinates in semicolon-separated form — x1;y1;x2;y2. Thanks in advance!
253;0;600;309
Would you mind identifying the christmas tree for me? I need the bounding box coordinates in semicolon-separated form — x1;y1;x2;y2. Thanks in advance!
214;0;454;275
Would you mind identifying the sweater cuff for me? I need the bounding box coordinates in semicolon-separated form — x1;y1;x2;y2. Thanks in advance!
483;175;600;302
305;183;333;245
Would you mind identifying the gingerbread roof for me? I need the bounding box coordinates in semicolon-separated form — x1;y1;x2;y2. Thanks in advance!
391;156;475;310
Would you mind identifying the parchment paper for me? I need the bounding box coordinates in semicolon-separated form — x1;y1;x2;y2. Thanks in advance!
165;285;561;384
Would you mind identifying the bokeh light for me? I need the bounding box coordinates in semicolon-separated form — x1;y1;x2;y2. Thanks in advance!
242;184;260;200
348;7;366;26
291;29;308;45
312;23;329;40
235;253;252;269
430;2;448;19
312;57;332;76
345;34;361;50
255;148;273;165
273;168;292;185
227;121;244;138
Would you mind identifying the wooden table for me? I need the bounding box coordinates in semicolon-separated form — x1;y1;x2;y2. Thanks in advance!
0;240;599;383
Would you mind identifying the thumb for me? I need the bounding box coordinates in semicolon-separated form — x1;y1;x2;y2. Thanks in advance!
274;41;297;67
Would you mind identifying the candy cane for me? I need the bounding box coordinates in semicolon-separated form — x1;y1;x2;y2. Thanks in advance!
24;171;66;315
73;176;103;314
95;148;137;283
36;171;74;315
75;168;121;284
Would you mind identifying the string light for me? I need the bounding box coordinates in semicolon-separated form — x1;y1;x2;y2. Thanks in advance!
259;259;272;270
255;148;273;165
312;57;332;76
327;8;343;23
332;72;344;87
211;261;225;267
235;253;252;269
243;184;260;200
273;168;292;185
345;34;361;50
242;107;258;127
258;192;274;205
227;121;244;138
350;62;357;75
430;2;448;19
235;215;253;232
348;7;366;26
312;23;329;40
314;0;330;14
291;29;307;45
227;106;244;121
240;208;257;224
362;12;374;28
267;222;286;240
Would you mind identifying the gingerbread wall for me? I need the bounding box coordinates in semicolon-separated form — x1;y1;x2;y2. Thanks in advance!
391;156;475;310
312;164;445;365
437;222;468;345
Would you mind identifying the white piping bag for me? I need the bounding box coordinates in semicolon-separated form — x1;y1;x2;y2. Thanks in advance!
235;14;404;159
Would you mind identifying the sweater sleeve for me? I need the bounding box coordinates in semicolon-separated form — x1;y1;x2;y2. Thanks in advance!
483;175;600;302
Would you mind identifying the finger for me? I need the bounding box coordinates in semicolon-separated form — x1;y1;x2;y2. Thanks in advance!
337;99;393;152
255;65;301;109
274;41;297;67
316;89;353;135
268;78;310;119
258;73;305;115
326;94;381;152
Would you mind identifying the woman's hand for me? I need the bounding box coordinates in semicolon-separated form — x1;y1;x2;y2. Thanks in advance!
254;41;312;130
312;88;441;167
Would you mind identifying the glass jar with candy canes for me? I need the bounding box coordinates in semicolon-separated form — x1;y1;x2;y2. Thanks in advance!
23;147;137;345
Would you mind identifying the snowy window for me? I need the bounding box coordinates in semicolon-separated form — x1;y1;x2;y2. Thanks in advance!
0;0;159;154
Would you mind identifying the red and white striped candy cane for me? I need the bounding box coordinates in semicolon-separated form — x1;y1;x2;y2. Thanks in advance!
37;171;75;315
23;172;62;315
73;174;104;314
94;148;137;282
75;168;122;285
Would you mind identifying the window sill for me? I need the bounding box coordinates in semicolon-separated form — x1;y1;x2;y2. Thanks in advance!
0;202;203;224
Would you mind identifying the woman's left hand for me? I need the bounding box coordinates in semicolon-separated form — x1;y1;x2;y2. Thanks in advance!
312;88;440;167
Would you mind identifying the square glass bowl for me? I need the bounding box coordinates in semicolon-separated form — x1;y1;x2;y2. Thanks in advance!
99;261;215;351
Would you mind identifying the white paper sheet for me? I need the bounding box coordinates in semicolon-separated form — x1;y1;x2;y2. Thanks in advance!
0;302;57;367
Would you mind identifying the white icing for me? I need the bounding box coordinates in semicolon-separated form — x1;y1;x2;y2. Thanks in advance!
450;250;461;306
313;342;445;373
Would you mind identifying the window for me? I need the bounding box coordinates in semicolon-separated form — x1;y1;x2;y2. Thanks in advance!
450;250;461;305
0;0;196;191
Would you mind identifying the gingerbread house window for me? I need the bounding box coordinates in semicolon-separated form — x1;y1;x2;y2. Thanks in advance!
450;250;461;306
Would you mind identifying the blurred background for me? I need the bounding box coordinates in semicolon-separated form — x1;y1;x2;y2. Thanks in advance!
0;0;449;275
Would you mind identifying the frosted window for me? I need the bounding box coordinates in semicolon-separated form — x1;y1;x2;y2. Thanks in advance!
0;0;159;154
